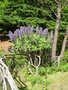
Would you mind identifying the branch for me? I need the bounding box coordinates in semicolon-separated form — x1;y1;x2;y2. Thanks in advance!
39;8;56;21
55;0;58;4
28;54;34;66
49;5;57;17
29;62;36;68
36;55;41;67
46;12;56;21
61;2;68;11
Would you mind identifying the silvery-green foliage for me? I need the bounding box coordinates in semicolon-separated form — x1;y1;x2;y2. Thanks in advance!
9;26;52;53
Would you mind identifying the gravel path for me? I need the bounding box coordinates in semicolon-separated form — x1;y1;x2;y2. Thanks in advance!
0;35;12;53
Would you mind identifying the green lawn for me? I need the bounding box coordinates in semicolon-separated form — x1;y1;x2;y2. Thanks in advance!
15;67;68;90
0;68;68;90
47;72;68;90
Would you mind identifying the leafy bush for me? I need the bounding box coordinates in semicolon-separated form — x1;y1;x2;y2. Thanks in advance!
9;26;52;75
9;26;52;53
59;63;68;72
46;67;52;74
39;64;68;75
15;55;26;68
39;67;46;75
46;63;68;74
6;55;26;69
29;75;50;86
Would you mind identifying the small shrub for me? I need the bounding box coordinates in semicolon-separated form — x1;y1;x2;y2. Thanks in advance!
15;55;26;68
29;76;37;86
29;75;43;86
39;67;46;75
6;55;27;73
59;63;68;72
51;65;58;73
29;75;50;86
46;67;52;74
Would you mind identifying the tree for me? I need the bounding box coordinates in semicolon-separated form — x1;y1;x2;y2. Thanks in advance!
52;0;61;61
58;27;68;66
9;26;52;75
51;0;68;62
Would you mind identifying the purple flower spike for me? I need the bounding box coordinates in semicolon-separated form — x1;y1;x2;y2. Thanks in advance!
8;47;10;52
25;27;29;34
30;26;34;34
9;31;14;41
19;29;23;37
14;29;19;37
12;46;14;51
20;26;23;30
28;26;31;34
13;34;16;41
28;26;31;30
50;31;53;41
36;26;39;34
40;27;43;35
44;28;48;37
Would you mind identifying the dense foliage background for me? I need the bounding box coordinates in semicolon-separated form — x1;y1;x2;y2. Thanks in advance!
0;0;68;32
0;0;68;54
0;1;68;90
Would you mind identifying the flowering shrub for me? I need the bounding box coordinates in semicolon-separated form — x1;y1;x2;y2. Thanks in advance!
9;26;53;75
9;26;53;52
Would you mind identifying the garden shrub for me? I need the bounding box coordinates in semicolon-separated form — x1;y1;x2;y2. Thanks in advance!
9;26;53;75
59;63;68;72
6;55;26;71
39;67;46;75
28;75;50;86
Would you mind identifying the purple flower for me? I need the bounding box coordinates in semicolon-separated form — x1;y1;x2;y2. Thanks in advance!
9;31;14;41
13;34;16;41
19;30;22;37
19;27;25;37
43;28;48;37
30;26;34;34
12;46;14;51
36;26;39;34
25;27;29;34
14;29;19;37
20;26;23;30
50;31;53;41
27;26;31;34
40;27;43;35
28;26;31;30
8;47;10;52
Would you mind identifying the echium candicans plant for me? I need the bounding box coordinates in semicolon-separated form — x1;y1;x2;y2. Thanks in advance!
9;26;53;75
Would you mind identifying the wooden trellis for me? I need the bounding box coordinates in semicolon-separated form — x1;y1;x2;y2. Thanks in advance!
0;58;18;90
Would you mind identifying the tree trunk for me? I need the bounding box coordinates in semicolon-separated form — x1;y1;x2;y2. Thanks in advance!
60;35;67;58
52;0;61;62
58;28;68;66
36;67;39;76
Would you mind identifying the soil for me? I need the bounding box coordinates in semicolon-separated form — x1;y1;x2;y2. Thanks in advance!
0;34;12;53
